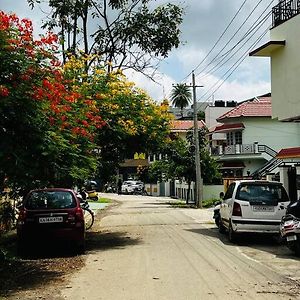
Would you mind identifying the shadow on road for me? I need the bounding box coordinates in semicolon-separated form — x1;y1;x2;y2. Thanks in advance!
86;230;142;251
0;229;140;298
186;226;300;261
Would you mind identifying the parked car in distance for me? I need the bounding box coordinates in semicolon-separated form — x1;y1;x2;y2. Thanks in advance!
17;188;86;255
219;180;290;242
121;180;144;194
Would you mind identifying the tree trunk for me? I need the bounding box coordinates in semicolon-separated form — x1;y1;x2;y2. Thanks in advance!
186;180;191;204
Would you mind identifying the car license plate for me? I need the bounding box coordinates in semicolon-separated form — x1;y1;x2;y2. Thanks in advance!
39;216;63;223
287;235;297;242
252;206;275;212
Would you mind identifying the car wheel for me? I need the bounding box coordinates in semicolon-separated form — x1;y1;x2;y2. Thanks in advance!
228;222;238;243
218;219;226;234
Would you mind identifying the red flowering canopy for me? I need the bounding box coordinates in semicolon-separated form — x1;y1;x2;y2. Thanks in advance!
0;11;104;190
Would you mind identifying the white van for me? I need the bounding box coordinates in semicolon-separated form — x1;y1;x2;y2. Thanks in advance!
219;180;290;242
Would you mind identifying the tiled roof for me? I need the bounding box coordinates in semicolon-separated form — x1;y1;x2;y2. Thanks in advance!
276;147;300;159
171;120;206;131
214;123;244;133
217;96;272;121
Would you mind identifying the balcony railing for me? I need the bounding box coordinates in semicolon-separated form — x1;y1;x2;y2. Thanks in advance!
272;0;300;27
210;143;279;158
211;143;258;156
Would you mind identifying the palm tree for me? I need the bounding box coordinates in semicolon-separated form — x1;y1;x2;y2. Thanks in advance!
170;83;192;117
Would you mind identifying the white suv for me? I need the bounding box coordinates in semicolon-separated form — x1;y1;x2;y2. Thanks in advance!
219;180;290;242
121;181;144;194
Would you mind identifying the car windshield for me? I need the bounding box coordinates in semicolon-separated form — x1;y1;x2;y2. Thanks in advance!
25;191;76;209
236;183;289;204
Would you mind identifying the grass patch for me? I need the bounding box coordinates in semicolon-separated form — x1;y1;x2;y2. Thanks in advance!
167;201;195;208
202;198;221;208
167;199;221;209
88;197;111;204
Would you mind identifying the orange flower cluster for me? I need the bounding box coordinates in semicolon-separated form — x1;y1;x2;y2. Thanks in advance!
0;11;105;140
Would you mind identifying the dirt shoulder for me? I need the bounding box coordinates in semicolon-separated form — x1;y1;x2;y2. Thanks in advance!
0;201;119;300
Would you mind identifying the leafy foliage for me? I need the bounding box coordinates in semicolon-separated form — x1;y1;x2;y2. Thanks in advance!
0;11;173;191
27;0;183;73
170;83;192;116
148;128;221;186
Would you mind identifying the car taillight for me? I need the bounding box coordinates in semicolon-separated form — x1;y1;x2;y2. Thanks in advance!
232;202;242;217
75;207;84;221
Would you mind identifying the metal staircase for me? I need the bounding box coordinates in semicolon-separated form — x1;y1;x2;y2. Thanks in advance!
251;145;283;179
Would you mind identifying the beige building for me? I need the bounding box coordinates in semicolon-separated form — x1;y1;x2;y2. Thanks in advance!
250;0;300;121
250;0;300;200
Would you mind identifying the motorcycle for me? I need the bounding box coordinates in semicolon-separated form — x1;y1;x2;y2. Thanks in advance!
213;192;224;228
79;189;98;201
280;200;300;255
213;201;222;227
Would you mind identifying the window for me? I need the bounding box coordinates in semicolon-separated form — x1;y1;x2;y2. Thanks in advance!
235;131;242;144
224;183;235;200
25;191;76;209
226;131;242;145
226;132;233;145
236;183;289;203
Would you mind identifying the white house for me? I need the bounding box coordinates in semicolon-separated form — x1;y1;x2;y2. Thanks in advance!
209;94;300;181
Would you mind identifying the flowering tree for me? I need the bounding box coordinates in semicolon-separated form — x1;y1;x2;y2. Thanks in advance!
0;11;104;192
0;11;172;191
62;55;172;182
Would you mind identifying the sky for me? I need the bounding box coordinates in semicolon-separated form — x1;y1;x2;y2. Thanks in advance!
1;0;275;104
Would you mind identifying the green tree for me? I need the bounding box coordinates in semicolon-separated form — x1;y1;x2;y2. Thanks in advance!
27;0;183;74
170;83;192;117
148;129;221;202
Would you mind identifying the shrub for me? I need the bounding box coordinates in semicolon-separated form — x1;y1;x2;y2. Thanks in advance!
0;200;15;236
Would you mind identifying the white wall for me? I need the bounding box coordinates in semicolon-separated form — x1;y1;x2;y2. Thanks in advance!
270;14;300;120
241;118;300;152
174;180;223;201
205;106;233;129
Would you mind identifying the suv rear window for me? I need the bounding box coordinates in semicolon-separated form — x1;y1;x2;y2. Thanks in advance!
236;183;289;204
25;191;76;209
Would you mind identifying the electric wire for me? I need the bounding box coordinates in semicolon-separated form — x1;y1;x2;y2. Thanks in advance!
179;0;249;83
198;10;272;81
200;27;270;103
195;0;272;78
196;0;275;79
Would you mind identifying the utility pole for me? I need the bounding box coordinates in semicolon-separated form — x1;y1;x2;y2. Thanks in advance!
192;71;203;208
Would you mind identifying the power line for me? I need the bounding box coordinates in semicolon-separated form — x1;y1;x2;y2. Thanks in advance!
196;0;275;78
201;27;270;103
179;0;249;83
198;10;272;81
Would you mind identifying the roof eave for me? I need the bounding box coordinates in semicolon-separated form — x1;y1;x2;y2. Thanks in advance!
249;40;286;57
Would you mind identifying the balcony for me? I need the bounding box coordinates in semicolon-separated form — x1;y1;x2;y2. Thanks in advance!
210;143;279;159
210;143;258;156
272;0;300;28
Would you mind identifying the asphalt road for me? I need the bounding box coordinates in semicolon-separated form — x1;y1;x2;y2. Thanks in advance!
62;194;300;300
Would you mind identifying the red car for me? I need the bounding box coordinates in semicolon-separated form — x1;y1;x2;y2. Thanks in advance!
17;188;85;255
